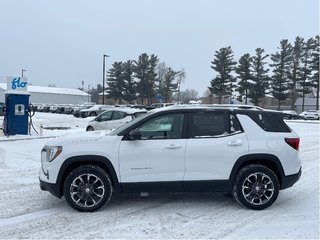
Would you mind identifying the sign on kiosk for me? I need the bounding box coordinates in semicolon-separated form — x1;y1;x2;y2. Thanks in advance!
7;76;28;92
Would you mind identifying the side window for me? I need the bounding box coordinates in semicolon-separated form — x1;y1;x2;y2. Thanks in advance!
229;114;242;133
99;111;113;121
138;114;184;140
191;113;228;138
247;112;291;132
112;111;126;120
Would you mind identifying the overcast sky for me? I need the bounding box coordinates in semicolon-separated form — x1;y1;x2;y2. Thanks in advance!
0;0;318;96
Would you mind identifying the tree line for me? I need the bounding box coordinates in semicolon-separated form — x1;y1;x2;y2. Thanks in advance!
209;35;319;110
105;53;185;105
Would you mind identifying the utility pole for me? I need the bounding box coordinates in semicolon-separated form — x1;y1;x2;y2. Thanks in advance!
102;54;109;104
88;84;91;102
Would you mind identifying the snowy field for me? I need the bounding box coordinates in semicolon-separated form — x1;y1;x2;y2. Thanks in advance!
0;113;319;239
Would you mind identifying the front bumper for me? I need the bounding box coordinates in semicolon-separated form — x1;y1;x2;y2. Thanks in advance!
39;179;62;198
281;167;302;190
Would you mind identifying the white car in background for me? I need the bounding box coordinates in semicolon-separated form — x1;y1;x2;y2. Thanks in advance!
80;105;114;117
86;108;147;131
299;110;320;120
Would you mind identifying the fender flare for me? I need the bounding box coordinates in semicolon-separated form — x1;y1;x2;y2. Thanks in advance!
229;154;285;186
56;155;120;197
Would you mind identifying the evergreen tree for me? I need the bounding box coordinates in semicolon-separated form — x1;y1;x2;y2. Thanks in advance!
148;54;159;104
248;48;270;106
270;39;293;110
311;35;319;110
297;38;315;111
122;60;136;104
288;36;304;110
209;46;237;104
106;61;125;104
162;67;179;102
134;53;159;105
235;53;252;104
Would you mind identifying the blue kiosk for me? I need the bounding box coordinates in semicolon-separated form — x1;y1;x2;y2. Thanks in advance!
4;77;30;135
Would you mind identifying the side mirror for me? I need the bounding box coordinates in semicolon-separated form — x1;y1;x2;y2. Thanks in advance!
95;117;101;122
128;129;141;140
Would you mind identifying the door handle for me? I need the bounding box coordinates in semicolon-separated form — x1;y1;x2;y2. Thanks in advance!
227;139;242;146
165;144;182;149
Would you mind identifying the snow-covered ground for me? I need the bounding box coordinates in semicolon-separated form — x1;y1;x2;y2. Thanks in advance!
0;113;319;239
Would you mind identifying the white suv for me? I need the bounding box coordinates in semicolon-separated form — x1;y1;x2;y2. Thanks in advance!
40;105;301;212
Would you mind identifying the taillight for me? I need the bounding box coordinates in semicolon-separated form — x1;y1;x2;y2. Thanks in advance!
285;138;300;151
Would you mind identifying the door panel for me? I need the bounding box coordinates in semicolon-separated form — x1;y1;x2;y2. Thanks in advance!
184;133;248;181
119;113;186;183
119;139;187;182
184;112;249;182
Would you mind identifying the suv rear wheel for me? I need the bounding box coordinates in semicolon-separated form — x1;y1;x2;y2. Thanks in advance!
233;164;279;210
64;165;112;212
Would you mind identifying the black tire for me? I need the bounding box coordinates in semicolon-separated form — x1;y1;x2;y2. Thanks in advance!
64;165;112;212
86;126;94;131
90;112;97;117
232;164;279;210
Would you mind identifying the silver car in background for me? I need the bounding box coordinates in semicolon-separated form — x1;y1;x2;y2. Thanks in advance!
86;108;147;131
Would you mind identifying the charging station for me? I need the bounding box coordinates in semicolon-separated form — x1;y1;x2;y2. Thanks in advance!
3;77;30;135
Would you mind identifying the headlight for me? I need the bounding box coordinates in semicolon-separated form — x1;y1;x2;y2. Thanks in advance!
46;146;63;162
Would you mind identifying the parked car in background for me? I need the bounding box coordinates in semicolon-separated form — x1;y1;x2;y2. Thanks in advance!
151;103;175;108
49;104;59;113
282;110;300;120
80;105;113;118
0;102;5;116
73;103;95;118
86;108;147;131
299;110;320;120
56;105;66;114
64;104;76;114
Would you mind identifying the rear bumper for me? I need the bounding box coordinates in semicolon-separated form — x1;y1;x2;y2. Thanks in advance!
281;167;302;190
39;179;62;198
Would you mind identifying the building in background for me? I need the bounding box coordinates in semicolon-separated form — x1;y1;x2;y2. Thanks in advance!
0;83;90;104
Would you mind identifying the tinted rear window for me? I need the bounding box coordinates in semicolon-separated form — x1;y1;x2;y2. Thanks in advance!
190;112;243;138
247;112;291;132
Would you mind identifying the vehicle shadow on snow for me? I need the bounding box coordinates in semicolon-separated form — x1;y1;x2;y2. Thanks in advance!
105;192;237;211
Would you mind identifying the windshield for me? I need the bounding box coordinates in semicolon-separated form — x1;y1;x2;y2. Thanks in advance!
109;110;154;135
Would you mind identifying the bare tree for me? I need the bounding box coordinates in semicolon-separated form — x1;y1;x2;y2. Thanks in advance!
178;89;199;103
176;67;186;103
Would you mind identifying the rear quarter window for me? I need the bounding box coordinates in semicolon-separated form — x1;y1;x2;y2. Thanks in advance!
247;112;291;132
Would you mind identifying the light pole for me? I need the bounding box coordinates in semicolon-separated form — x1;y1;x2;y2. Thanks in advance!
102;54;109;104
88;84;91;102
21;69;27;77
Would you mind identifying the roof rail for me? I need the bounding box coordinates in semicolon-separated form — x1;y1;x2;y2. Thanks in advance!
162;104;264;111
212;104;264;111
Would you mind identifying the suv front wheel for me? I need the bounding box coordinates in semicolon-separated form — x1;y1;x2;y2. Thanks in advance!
233;164;279;210
64;165;112;212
